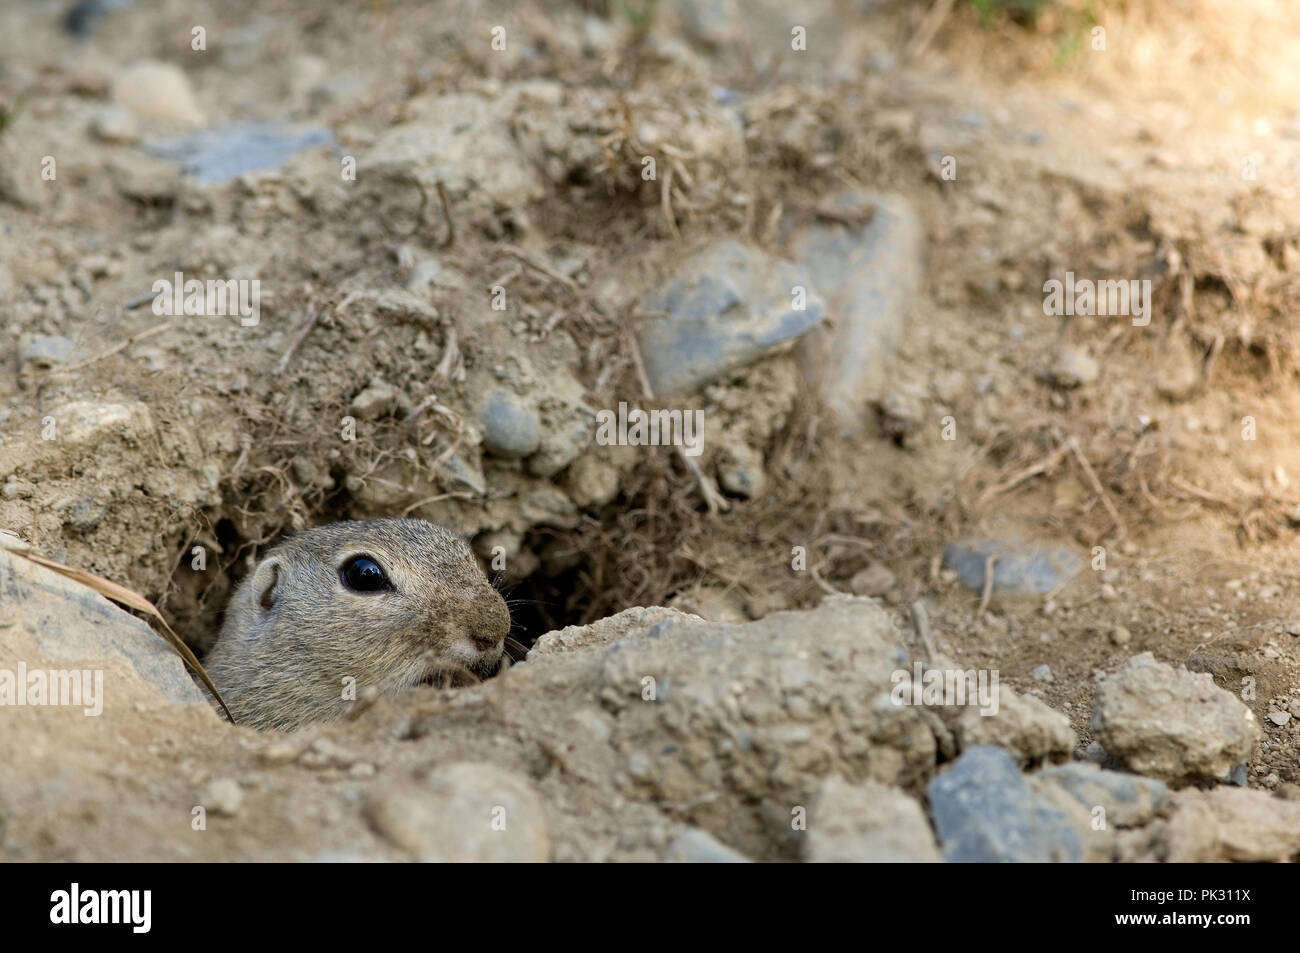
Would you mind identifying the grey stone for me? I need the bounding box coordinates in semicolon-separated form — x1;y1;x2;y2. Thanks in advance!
434;451;486;496
639;240;824;396
793;190;924;434
943;538;1084;596
1082;741;1108;764
1033;762;1167;828
0;547;209;708
1050;348;1099;388
19;335;76;372
89;105;139;144
1032;664;1054;683
927;746;1082;863
145;121;334;184
664;827;752;862
478;391;541;458
1091;652;1259;784
67;496;110;532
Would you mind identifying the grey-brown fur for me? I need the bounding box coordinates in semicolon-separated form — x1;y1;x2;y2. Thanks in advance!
204;518;509;731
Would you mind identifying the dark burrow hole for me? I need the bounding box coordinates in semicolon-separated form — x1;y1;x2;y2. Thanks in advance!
500;563;587;650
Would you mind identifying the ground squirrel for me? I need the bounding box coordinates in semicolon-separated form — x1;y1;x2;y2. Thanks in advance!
204;518;510;730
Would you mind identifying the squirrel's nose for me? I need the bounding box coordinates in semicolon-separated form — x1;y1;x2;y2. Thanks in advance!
468;589;509;652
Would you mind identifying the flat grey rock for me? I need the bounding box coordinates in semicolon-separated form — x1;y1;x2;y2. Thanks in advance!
145;120;334;183
0;547;207;708
943;538;1084;596
19;335;76;372
793;190;924;434
639;240;824;396
928;746;1081;863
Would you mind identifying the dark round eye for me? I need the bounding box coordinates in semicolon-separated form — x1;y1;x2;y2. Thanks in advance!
340;555;391;593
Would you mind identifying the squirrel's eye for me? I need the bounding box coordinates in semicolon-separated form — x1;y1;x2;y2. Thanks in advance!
340;555;391;593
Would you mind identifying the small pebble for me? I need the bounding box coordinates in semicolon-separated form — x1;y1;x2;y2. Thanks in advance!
478;390;541;459
203;777;244;817
260;741;301;764
90;105;140;144
20;335;76;372
350;379;399;420
112;59;205;126
1050;348;1099;389
848;562;896;598
299;737;352;768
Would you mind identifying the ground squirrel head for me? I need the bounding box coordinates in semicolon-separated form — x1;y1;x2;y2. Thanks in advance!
204;518;510;731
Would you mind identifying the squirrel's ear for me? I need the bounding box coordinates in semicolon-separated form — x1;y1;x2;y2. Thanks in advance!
251;558;282;613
